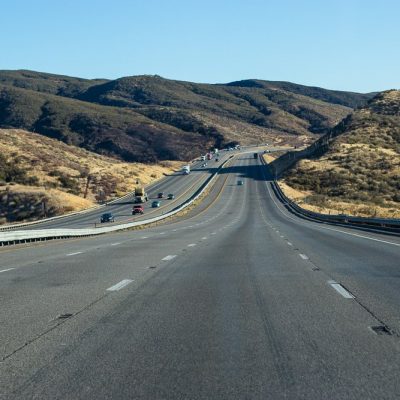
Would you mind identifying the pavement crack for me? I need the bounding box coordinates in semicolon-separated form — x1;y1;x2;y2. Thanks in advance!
0;293;110;363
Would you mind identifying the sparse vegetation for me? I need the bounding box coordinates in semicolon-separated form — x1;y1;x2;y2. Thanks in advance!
281;90;400;218
0;128;184;223
0;70;374;163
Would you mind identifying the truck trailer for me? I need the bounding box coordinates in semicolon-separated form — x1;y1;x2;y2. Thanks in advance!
134;187;149;203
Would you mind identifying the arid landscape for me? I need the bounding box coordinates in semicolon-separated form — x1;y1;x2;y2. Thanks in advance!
0;128;182;223
278;90;400;218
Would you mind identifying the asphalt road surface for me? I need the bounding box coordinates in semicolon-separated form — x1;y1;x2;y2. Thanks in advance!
1;153;400;399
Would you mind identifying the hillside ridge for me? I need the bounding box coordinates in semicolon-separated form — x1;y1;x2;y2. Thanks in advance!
280;90;400;218
0;70;375;162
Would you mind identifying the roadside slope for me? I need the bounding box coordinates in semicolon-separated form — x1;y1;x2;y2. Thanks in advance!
0;128;183;223
280;90;400;218
0;70;375;162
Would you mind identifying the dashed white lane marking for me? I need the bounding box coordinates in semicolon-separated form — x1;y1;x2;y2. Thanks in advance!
141;236;148;239
211;232;217;235
66;252;83;256
162;255;177;261
265;181;400;248
107;279;133;292
111;243;120;246
202;237;207;240
187;243;196;247
172;229;177;232
328;280;355;299
280;235;284;238
159;232;165;235
0;268;15;273
287;242;293;246
299;253;309;260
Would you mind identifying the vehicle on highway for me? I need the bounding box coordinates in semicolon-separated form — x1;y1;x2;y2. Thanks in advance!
100;212;115;223
215;158;219;161
237;180;244;186
157;192;164;198
132;205;144;215
134;187;148;203
182;165;190;175
167;193;175;200
152;200;161;208
200;155;206;161
253;152;258;159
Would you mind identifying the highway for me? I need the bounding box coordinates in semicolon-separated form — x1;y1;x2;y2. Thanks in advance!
6;156;220;230
1;153;400;399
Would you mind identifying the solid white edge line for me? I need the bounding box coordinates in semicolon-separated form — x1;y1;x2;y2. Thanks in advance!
162;255;177;261
0;268;15;273
66;252;83;256
328;280;355;299
265;181;400;248
107;279;133;292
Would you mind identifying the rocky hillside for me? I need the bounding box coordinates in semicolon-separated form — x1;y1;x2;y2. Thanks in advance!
0;70;374;162
281;90;400;218
0;128;182;223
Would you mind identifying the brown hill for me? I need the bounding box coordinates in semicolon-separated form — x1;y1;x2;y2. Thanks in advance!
281;90;400;218
0;128;182;223
0;70;374;162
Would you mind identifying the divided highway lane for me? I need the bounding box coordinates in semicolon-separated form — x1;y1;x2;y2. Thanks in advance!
2;154;400;399
257;161;400;336
0;155;248;364
15;156;222;230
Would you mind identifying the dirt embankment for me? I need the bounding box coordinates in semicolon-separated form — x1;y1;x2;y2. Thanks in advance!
0;129;184;224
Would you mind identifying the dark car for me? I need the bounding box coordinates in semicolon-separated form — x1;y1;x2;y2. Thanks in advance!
167;193;175;200
157;192;164;198
132;205;144;215
237;180;244;186
100;212;115;223
152;200;161;208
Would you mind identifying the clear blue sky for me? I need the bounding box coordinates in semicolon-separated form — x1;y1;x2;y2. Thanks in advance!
1;0;399;92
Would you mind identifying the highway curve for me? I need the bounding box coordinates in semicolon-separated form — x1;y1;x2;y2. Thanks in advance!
1;153;400;399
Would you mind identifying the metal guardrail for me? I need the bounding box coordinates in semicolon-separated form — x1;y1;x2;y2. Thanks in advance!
260;156;400;235
0;157;233;246
0;158;203;232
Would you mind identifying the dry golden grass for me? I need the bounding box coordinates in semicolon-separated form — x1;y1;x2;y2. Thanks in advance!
1;128;184;216
281;90;400;219
193;112;314;148
262;154;278;164
279;182;400;218
1;184;94;212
